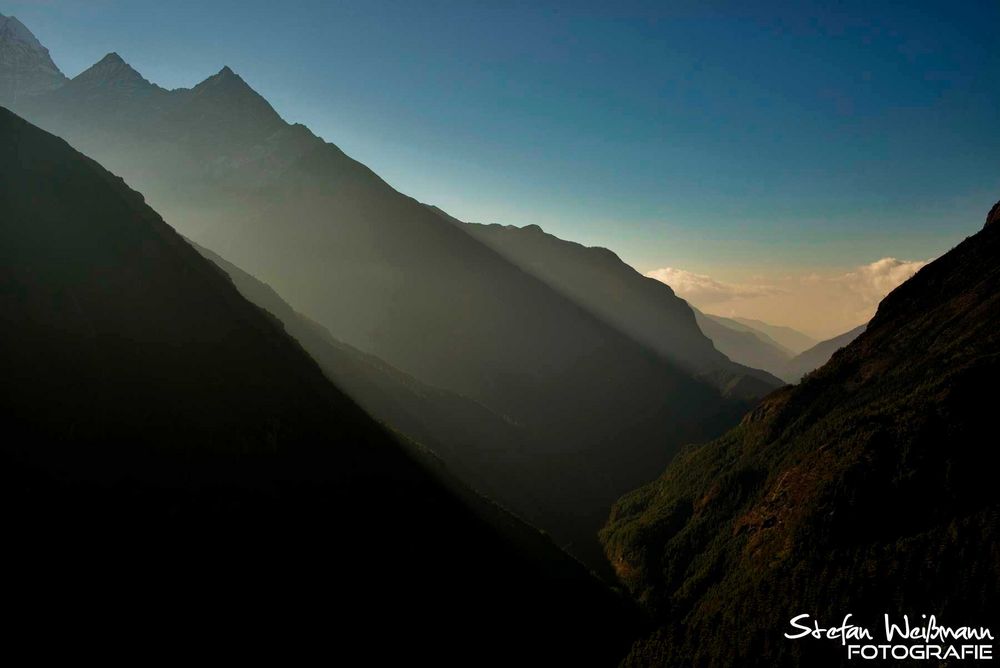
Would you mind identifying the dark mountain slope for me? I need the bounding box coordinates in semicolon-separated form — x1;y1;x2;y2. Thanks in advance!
7;33;767;567
601;203;1000;667
463;220;783;399
692;308;793;380
0;107;636;664
193;242;556;533
781;323;867;382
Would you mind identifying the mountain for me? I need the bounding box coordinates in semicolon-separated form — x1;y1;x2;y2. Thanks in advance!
462;220;783;398
193;241;557;538
702;313;795;355
0;13;65;106
729;316;817;354
0;106;639;663
781;323;867;382
692;309;793;380
601;202;1000;666
697;312;864;383
5;21;778;568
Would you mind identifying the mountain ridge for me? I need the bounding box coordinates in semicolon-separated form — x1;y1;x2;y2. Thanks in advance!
692;308;794;380
728;316;816;354
462;219;784;397
781;323;867;383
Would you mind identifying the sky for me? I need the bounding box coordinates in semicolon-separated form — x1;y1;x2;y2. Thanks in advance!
5;0;999;337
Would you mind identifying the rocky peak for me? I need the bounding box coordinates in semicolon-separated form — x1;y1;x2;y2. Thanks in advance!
0;13;66;106
182;65;285;135
193;65;268;102
0;13;42;48
72;52;153;90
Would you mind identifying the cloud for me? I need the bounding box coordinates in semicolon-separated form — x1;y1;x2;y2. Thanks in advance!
645;267;784;305
839;257;929;304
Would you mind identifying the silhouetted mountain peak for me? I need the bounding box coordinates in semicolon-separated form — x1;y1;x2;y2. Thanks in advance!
73;52;152;90
186;64;283;132
194;65;265;100
0;13;66;105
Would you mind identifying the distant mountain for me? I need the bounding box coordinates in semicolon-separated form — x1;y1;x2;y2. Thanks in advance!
601;202;1000;666
781;323;867;382
729;316;817;354
3;20;777;568
692;309;793;380
703;313;795;355
0;106;638;663
462;220;783;398
0;13;66;106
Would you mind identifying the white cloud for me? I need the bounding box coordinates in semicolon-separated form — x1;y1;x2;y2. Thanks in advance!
839;257;929;304
645;267;783;305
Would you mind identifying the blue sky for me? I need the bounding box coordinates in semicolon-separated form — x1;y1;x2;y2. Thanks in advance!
5;1;999;334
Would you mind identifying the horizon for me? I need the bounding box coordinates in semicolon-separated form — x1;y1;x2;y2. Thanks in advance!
3;1;998;337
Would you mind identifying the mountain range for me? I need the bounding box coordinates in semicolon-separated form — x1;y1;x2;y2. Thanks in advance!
0;104;638;664
693;309;796;380
0;15;783;567
693;309;867;384
601;203;1000;666
727;316;817;354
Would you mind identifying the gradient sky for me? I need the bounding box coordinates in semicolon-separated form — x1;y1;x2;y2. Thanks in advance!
6;0;999;336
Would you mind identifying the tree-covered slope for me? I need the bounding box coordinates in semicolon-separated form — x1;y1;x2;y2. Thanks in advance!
0;106;636;664
601;203;1000;667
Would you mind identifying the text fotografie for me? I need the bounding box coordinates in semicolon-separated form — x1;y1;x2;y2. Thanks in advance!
784;613;994;661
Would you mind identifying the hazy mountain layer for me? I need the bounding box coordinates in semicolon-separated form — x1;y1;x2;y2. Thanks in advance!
601;203;1000;666
194;242;559;542
729;316;816;354
702;313;795;355
781;323;867;383
693;309;793;380
696;310;864;383
0;106;637;664
463;220;783;399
